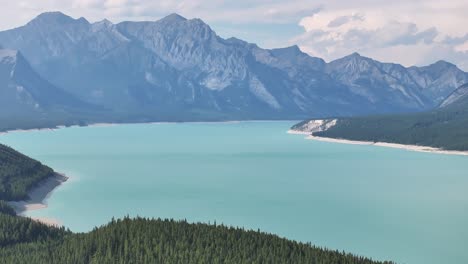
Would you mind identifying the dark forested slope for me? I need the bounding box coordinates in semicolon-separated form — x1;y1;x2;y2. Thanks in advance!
0;217;393;264
296;84;468;151
0;144;54;200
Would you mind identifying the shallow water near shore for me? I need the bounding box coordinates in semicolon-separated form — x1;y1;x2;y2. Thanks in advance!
1;121;468;264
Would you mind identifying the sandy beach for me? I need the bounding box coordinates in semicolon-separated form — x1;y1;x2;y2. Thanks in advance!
288;130;468;156
8;173;68;227
286;130;311;135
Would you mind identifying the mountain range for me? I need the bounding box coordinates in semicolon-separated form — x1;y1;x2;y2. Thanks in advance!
0;12;467;127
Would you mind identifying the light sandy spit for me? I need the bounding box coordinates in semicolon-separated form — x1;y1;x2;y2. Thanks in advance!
288;130;468;156
8;173;69;227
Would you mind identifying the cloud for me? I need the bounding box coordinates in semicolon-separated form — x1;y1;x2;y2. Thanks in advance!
293;1;468;70
455;41;468;53
327;14;363;28
295;19;438;57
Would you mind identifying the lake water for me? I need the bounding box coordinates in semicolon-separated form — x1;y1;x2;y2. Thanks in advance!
1;121;467;264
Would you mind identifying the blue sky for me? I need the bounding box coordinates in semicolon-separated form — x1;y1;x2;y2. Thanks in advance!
0;0;467;70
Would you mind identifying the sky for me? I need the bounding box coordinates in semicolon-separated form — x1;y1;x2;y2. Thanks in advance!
0;0;467;70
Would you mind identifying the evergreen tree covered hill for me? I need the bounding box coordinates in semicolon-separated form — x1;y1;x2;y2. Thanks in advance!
0;216;394;264
297;83;468;151
0;144;54;200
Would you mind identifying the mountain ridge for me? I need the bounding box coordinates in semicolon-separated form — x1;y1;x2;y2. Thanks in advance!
0;11;467;123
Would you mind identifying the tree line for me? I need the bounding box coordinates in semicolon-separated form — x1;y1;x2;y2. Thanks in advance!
311;92;468;151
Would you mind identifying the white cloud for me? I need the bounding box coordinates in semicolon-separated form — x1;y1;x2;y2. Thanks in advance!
327;14;364;28
454;40;468;53
293;0;468;70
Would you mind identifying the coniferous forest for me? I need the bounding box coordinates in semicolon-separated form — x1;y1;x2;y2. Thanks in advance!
0;215;394;264
0;143;394;264
0;144;54;201
298;84;468;151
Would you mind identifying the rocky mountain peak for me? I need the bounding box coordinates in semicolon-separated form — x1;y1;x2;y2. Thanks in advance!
423;60;457;75
433;60;456;67
327;52;376;74
92;19;114;32
271;45;303;57
28;11;89;26
158;13;187;24
96;19;113;26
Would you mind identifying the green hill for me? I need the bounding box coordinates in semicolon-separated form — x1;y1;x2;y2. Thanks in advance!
296;84;468;151
0;144;54;200
0;217;392;264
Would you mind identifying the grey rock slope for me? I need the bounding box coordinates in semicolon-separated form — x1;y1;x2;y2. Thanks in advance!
408;61;468;104
0;48;85;115
0;12;467;121
0;47;100;130
326;53;468;110
439;83;468;108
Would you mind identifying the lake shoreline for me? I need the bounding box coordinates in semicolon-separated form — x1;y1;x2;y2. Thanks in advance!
288;130;468;156
8;173;69;227
0;120;301;136
2;121;467;263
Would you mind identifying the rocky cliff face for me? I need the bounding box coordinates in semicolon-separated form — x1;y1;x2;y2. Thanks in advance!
0;48;81;115
290;119;337;134
0;47;95;130
326;53;468;110
0;12;467;121
439;83;468;108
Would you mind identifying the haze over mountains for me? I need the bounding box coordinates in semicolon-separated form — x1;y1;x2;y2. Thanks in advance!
0;47;101;130
0;12;467;127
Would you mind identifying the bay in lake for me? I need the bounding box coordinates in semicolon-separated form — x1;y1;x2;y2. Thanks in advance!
1;121;467;264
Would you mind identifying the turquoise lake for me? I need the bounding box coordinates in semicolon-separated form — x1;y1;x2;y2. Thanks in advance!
1;121;468;264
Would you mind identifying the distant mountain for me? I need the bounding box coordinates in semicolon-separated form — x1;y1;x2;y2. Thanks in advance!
0;12;467;121
0;48;79;116
0;48;100;130
325;53;468;110
326;53;430;111
408;61;468;104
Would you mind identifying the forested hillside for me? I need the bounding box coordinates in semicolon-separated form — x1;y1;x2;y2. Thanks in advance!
0;216;393;264
0;144;53;200
297;84;468;151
